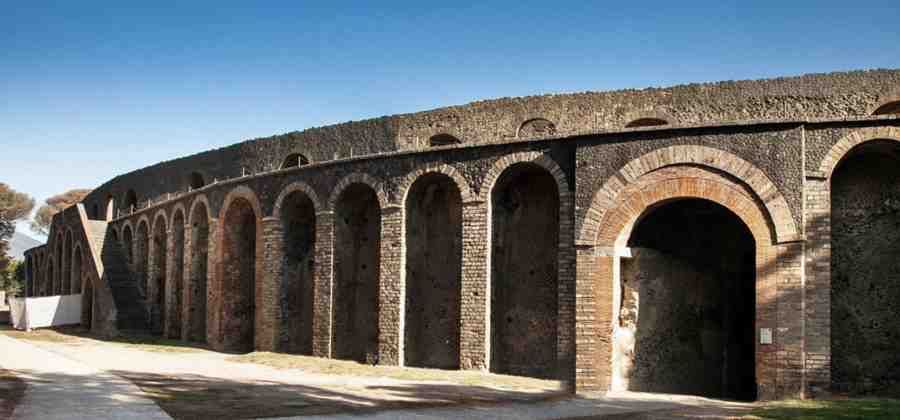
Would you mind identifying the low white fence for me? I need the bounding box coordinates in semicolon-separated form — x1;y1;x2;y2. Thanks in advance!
9;294;82;330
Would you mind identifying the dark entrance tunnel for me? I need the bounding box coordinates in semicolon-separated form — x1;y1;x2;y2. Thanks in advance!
617;198;757;401
490;163;559;379
404;173;462;369
831;140;900;396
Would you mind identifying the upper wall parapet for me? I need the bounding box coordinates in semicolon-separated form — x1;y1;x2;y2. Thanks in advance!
80;68;900;217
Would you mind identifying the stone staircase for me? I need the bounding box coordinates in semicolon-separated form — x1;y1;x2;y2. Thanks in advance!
85;220;149;331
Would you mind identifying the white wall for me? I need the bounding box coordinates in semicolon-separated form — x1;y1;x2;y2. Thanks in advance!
9;294;82;330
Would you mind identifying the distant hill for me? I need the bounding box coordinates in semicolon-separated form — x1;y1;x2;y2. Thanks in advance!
6;232;42;261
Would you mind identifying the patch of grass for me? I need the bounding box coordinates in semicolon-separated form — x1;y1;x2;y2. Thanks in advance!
0;325;206;353
749;398;900;419
228;352;562;392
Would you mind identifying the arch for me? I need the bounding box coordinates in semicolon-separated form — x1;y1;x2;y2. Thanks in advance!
272;181;322;218
516;117;557;138
55;232;63;294
625;117;669;128
46;261;54;298
592;166;776;400
122;222;135;266
398;164;475;205
327;173;388;211
281;153;310;169
871;89;900;115
169;208;186;339
428;133;462;147
169;203;188;228
188;196;210;343
217;185;263;352
489;160;561;379
72;244;83;294
480;151;570;203
188;172;206;190
63;230;73;294
819;126;900;179
188;194;215;227
136;218;151;297
579;145;799;245
332;181;381;363
278;187;317;354
150;211;169;335
124;189;139;212
404;172;463;369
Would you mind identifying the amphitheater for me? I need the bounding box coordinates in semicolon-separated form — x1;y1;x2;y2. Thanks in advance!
22;69;900;401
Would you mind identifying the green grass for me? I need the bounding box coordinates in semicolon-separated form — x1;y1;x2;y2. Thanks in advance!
750;398;900;419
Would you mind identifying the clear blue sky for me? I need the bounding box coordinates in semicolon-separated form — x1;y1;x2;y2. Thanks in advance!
3;1;900;241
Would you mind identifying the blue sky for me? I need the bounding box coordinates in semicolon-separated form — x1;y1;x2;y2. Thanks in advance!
3;1;900;241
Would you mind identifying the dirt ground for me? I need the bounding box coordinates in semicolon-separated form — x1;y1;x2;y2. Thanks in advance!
1;327;565;419
0;368;26;420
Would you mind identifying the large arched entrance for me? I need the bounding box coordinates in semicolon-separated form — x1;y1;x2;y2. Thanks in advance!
189;201;210;343
220;197;258;352
136;221;150;297
404;173;462;369
490;162;559;379
150;215;168;335
332;183;381;363
615;198;756;400
831;139;900;396
279;190;316;355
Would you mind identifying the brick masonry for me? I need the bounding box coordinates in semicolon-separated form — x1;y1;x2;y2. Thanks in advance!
23;69;900;400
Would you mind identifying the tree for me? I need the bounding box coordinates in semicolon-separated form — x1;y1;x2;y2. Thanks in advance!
0;183;34;271
30;188;91;236
1;260;24;296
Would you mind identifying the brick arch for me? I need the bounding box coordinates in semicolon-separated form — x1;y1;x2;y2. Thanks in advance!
170;203;188;228
818;126;900;178
151;209;169;234
480;151;570;202
587;165;780;396
397;163;475;206
188;194;215;227
137;215;152;235
214;185;266;351
327;173;388;211
595;168;774;250
579;145;799;245
622;109;676;128
272;181;322;218
869;88;900;115
516;117;558;138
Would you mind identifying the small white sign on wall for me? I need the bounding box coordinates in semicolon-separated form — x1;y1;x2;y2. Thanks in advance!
760;327;773;345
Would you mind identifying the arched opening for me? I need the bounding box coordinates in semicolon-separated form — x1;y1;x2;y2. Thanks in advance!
83;272;93;330
281;153;310;169
55;236;63;294
831;139;900;396
91;204;100;220
189;172;205;190
136;222;150;297
625;117;669;128
333;183;381;363
170;211;185;339
72;247;83;294
106;195;116;220
221;197;258;352
404;173;462;368
615;198;756;401
189;202;209;343
490;163;559;379
125;189;138;212
122;225;134;267
47;262;54;297
63;231;72;294
428;134;461;147
279;191;316;354
872;101;900;115
150;216;168;335
517;118;557;138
